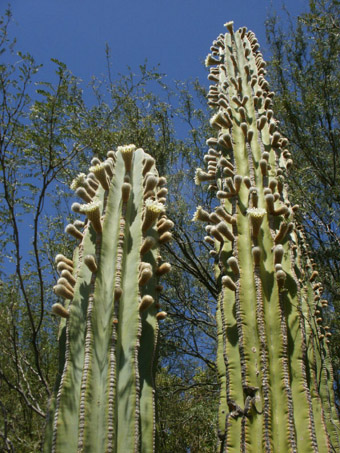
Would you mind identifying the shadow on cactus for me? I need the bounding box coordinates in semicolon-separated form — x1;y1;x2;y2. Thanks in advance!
45;145;172;453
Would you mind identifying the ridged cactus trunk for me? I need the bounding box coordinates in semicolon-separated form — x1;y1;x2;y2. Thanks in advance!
44;145;171;453
195;23;340;452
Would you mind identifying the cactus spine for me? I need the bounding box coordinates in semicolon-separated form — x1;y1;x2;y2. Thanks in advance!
196;23;340;452
45;146;171;453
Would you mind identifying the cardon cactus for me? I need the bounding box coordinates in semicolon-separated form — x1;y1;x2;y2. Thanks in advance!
194;22;340;452
44;145;172;453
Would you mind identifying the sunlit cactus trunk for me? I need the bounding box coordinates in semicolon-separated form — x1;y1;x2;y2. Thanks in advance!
44;146;171;453
194;22;340;452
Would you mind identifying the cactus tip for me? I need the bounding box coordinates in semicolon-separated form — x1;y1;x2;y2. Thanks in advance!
159;232;172;244
222;275;237;291
194;168;214;185
65;224;83;241
52;303;69;318
224;21;234;35
122;182;132;203
70;173;87;191
156;263;171;276
156;311;167;321
117;144;136;172
139;295;154;312
84;254;98;273
143;199;166;232
192;206;210;222
247;208;266;237
79;199;102;233
252;246;261;265
140;236;156;255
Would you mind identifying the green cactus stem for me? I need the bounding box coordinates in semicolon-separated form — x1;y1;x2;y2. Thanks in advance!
195;22;340;452
45;145;171;453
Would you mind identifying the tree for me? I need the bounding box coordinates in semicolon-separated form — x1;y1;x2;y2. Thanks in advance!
266;0;340;408
0;8;83;450
157;367;218;452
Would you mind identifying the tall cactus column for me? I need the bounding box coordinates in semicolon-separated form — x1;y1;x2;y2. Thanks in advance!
44;145;172;453
195;23;340;452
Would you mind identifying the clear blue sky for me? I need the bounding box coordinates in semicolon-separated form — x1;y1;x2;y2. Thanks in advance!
8;0;308;87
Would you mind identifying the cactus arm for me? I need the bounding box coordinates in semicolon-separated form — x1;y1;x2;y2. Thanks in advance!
44;247;80;452
252;83;296;452
44;249;81;451
225;32;266;451
114;148;145;452
224;33;263;393
217;226;243;451
281;237;321;451
259;227;293;451
139;308;158;453
294;218;335;450
138;230;161;452
321;348;340;447
300;238;339;450
306;281;334;451
220;288;243;452
138;317;158;453
216;293;228;440
49;216;100;452
44;302;68;452
230;33;278;452
78;158;125;452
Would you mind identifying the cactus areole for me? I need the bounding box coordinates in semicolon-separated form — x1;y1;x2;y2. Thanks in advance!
45;146;171;453
195;22;340;452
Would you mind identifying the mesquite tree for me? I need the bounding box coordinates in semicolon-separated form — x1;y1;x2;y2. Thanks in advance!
44;145;172;452
194;22;340;452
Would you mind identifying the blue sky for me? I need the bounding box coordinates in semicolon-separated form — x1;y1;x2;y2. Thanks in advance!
8;0;308;87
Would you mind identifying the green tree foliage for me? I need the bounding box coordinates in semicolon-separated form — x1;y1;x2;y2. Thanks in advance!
266;0;340;408
157;367;218;452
